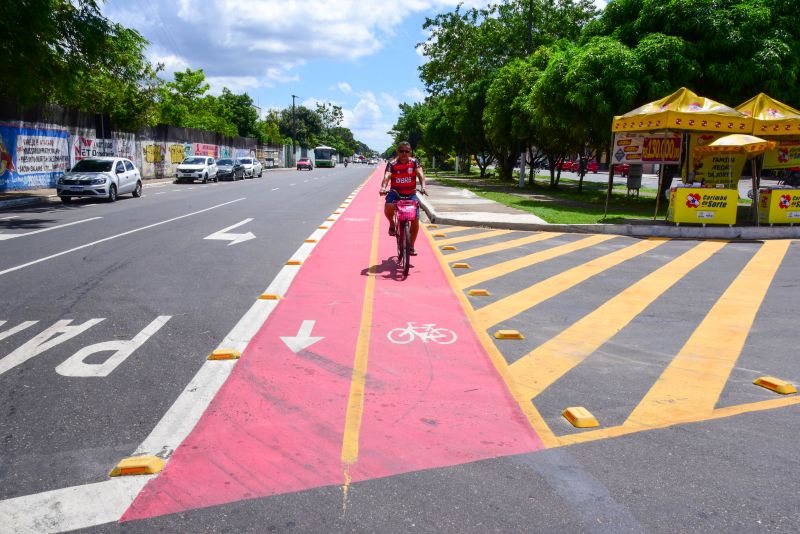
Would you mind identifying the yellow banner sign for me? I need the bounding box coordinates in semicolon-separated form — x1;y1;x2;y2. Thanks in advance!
763;137;800;169
612;133;682;164
684;134;746;185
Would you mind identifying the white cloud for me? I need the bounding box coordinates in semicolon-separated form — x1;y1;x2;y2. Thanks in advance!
404;88;426;103
338;82;353;94
104;0;484;93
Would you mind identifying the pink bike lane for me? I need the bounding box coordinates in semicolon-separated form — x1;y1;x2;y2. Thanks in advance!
122;168;543;521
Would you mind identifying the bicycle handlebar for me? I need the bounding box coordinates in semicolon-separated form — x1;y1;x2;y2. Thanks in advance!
379;187;427;197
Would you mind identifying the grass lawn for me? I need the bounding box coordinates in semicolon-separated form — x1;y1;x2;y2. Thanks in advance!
430;171;753;224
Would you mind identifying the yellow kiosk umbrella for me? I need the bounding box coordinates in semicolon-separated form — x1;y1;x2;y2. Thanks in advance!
736;93;800;136
693;134;777;156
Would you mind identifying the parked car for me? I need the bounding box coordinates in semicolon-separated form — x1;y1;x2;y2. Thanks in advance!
175;156;217;183
239;157;262;178
297;157;313;171
572;160;599;173
612;163;630;177
57;157;142;203
216;158;245;181
368;158;377;165
555;159;573;171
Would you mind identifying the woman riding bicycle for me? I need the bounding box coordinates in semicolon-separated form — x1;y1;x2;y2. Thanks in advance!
379;141;427;255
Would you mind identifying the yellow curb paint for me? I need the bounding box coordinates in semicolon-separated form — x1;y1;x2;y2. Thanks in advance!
509;240;727;403
304;239;317;243
436;229;511;246
319;226;330;229
341;201;381;466
208;348;241;360
467;289;491;297
475;238;668;329
441;245;457;251
258;294;280;300
286;260;303;265
563;407;600;428
327;218;336;221
445;232;562;263
456;234;617;289
422;225;558;448
434;233;447;238
494;330;524;340
427;224;438;229
109;456;164;477
431;225;470;235
452;263;471;269
754;376;797;395
625;240;790;428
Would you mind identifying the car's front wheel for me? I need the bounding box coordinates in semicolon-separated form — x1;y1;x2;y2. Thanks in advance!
60;196;72;203
107;184;117;202
202;173;208;184
132;181;142;198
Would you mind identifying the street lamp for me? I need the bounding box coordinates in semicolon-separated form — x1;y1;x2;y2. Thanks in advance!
291;94;298;166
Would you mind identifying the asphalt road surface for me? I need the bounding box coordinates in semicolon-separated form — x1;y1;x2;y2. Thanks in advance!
1;163;799;533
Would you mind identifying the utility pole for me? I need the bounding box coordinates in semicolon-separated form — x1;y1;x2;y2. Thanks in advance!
291;94;298;166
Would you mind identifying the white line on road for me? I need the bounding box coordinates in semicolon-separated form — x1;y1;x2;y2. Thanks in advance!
0;199;245;277
155;192;166;195
0;217;103;241
271;188;280;191
1;215;20;220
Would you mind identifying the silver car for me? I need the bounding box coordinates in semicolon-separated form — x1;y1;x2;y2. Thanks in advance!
175;156;218;183
57;157;142;203
239;157;262;178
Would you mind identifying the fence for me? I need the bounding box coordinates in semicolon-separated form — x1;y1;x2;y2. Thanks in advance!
0;99;286;191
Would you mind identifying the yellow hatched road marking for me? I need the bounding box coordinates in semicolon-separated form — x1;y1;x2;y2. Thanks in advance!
431;225;471;235
476;238;669;329
422;226;559;448
456;234;617;289
445;232;563;264
435;229;512;247
557;395;800;447
340;204;382;466
624;240;791;429
508;240;727;401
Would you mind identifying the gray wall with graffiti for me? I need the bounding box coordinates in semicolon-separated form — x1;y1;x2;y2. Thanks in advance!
0;100;285;191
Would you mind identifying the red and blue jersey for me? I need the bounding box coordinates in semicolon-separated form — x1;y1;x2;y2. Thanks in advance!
386;158;418;195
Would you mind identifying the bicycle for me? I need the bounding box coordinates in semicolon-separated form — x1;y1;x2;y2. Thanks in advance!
380;188;425;279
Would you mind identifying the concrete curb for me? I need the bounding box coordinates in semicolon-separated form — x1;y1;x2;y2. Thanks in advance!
418;195;800;240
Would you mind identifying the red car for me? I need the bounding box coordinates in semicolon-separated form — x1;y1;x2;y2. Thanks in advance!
612;163;629;177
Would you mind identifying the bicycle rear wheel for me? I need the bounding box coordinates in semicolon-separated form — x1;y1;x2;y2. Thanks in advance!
402;221;411;278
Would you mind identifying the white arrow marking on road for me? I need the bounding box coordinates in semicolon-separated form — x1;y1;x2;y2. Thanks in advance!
280;320;324;353
0;217;103;240
204;218;256;246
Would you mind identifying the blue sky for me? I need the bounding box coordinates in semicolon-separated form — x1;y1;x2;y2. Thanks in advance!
103;0;605;152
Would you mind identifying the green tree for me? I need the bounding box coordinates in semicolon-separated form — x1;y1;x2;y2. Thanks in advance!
277;106;323;148
218;88;259;138
0;0;159;129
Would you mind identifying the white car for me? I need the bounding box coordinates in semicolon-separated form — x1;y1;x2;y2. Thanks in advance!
239;157;262;178
175;156;218;183
57;157;142;203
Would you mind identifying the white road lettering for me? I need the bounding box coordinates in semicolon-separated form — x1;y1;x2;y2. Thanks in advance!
0;320;39;342
0;217;103;241
56;316;172;377
204;218;256;246
0;319;104;377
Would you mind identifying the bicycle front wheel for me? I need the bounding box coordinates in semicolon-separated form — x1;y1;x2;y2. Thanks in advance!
402;221;411;278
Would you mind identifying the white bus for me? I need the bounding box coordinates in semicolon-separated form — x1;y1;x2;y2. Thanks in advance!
314;146;338;168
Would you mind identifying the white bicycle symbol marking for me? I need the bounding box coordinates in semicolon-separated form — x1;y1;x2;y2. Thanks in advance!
387;322;458;345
